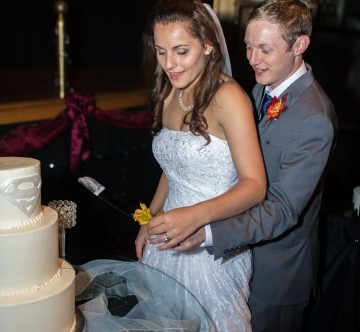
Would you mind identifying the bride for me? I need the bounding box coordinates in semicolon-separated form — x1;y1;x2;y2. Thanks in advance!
135;1;266;331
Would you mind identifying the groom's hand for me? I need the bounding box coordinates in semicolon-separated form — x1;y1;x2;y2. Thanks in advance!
174;227;206;251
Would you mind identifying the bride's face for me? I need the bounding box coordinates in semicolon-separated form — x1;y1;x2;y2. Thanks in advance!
154;21;211;90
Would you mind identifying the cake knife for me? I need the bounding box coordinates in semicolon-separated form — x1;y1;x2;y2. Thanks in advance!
77;176;133;219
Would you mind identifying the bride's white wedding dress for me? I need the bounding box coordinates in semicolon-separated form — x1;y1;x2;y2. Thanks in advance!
143;127;252;332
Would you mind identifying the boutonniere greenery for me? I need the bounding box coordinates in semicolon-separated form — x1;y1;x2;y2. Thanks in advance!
263;94;288;127
133;202;162;226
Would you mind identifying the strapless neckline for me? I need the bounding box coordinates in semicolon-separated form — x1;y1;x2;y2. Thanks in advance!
162;127;227;142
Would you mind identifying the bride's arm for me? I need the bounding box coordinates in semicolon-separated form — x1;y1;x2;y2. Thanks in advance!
147;82;266;249
202;82;266;220
149;172;168;215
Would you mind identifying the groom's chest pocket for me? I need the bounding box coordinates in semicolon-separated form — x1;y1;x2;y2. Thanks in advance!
261;138;283;181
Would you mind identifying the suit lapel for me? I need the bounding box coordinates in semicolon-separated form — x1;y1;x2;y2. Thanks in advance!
254;64;315;136
259;92;293;134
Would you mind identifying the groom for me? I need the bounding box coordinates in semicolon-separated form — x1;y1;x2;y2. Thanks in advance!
147;1;338;331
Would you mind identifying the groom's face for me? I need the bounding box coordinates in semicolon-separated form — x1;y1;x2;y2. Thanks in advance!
244;19;300;89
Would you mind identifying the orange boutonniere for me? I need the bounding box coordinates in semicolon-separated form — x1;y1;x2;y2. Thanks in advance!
263;94;288;127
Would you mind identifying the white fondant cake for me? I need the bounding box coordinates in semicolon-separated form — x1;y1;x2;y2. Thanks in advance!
0;157;76;332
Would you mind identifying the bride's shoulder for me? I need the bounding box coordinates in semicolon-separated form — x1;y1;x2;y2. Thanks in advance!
214;77;250;106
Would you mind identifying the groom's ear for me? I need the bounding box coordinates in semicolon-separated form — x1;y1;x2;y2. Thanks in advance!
293;35;310;56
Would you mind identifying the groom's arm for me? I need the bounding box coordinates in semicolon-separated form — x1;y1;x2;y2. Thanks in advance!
211;112;335;259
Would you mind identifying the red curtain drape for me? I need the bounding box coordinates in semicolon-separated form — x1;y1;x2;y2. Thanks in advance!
0;91;152;173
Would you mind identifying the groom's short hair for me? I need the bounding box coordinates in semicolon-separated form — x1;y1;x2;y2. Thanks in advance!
248;0;313;50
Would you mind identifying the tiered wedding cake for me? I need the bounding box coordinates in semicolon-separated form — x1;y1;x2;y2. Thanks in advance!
0;157;76;332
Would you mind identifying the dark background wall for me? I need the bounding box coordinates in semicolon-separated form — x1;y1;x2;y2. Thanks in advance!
0;0;214;67
0;0;155;67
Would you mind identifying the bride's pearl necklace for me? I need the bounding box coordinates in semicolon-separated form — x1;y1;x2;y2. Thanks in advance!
178;90;194;112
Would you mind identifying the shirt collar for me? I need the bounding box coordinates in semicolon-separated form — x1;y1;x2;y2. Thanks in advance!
266;61;307;97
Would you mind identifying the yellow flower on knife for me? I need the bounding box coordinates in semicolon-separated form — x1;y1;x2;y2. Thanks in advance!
133;203;162;226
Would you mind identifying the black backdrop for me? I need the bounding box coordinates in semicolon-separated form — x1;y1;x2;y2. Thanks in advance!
0;0;214;67
0;0;156;67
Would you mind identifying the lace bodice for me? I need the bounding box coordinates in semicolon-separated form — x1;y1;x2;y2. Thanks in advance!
153;127;238;211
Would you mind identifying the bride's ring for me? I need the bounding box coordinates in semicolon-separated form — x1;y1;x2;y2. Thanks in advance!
163;232;170;242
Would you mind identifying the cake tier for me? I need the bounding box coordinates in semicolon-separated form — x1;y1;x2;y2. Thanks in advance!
0;157;42;229
0;206;59;294
0;260;76;332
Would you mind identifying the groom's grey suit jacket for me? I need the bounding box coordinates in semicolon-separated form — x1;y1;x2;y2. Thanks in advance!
210;65;338;306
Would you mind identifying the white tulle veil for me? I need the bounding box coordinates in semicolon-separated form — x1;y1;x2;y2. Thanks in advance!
203;3;232;77
74;259;216;331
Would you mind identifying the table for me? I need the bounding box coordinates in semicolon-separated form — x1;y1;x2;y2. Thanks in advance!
75;259;216;331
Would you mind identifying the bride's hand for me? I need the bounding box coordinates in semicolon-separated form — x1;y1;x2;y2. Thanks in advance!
135;225;149;261
147;205;205;250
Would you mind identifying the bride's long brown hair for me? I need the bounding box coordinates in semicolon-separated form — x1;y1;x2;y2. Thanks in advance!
142;0;225;142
